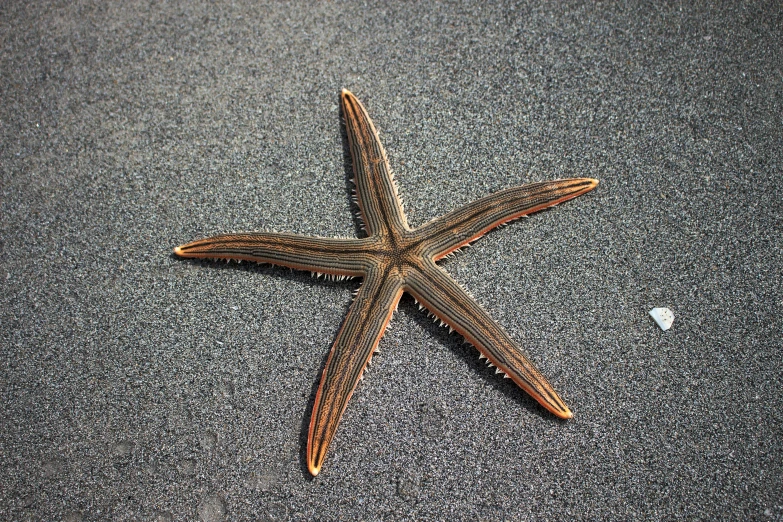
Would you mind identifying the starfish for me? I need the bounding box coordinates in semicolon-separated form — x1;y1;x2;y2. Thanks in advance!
174;89;598;475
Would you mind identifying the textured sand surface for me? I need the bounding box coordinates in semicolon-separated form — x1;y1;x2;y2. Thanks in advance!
2;1;781;520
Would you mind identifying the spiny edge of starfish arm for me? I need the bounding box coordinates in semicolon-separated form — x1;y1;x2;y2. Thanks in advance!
405;265;573;419
424;300;572;419
423;177;599;261
420;313;573;419
342;89;408;230
340;88;410;237
173;233;374;277
306;270;404;476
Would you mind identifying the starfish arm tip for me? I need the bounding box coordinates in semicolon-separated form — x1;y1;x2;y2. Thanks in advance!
173;245;183;256
308;462;321;476
557;407;573;420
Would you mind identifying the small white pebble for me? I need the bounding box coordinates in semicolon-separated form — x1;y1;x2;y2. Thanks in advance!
649;307;674;331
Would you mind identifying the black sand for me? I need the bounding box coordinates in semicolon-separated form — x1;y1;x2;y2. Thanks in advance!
2;1;781;520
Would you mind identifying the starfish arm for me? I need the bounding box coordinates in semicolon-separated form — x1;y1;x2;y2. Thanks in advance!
307;266;403;475
341;89;409;235
405;262;572;419
173;233;377;277
418;178;598;260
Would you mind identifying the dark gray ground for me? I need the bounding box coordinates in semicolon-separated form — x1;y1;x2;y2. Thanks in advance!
2;1;782;520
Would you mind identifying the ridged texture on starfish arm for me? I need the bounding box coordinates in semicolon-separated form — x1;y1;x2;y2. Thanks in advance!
174;89;598;476
341;89;409;235
418;178;599;260
405;261;572;418
173;233;378;277
307;268;403;475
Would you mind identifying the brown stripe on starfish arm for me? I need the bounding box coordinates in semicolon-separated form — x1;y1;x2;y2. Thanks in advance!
404;261;572;419
307;266;404;475
341;89;409;236
174;233;378;277
418;178;598;260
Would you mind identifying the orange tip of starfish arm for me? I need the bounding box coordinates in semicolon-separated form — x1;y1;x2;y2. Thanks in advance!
535;397;572;419
173;245;184;256
547;397;572;419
